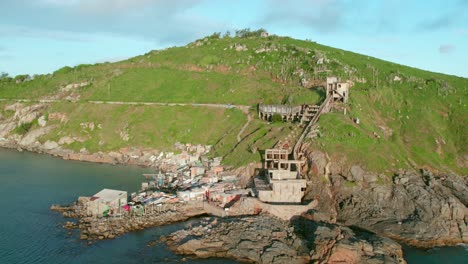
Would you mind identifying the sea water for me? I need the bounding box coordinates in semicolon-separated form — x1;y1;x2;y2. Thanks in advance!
0;149;236;264
0;148;466;263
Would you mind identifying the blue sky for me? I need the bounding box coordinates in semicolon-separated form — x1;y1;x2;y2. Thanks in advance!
0;0;467;77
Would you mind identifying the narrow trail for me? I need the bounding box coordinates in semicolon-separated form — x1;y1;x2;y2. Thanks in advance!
0;98;250;113
237;113;252;143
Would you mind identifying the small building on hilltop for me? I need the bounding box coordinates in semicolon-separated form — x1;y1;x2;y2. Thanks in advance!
255;149;306;203
326;77;350;103
87;189;127;216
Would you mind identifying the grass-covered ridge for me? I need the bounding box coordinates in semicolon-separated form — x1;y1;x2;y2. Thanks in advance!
0;30;466;174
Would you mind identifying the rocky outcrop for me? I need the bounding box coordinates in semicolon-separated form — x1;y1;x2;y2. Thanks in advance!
37;115;47;127
165;215;405;264
293;216;406;264
0;122;16;138
14;104;46;125
19;126;56;146
60;81;89;92
303;149;468;248
58;136;75;145
332;170;468;247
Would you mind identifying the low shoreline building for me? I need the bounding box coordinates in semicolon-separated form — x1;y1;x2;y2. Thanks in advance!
87;189;127;216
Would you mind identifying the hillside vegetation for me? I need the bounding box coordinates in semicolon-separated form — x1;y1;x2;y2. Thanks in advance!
0;30;466;174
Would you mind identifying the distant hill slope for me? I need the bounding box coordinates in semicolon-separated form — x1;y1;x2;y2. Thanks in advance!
0;30;466;174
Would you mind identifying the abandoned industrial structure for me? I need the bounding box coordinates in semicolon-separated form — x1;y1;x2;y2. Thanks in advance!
258;77;349;123
254;149;306;203
255;77;350;203
326;76;349;103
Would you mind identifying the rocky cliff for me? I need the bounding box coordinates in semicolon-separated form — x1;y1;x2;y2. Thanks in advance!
304;149;468;248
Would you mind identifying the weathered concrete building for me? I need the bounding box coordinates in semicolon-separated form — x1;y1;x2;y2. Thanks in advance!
255;149;306;203
87;189;128;216
258;105;302;122
326;76;349;103
258;77;349;124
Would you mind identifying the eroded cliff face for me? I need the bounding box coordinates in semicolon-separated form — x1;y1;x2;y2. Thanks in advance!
303;149;468;247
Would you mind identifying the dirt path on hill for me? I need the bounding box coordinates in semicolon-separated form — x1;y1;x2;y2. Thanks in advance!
0;98;250;112
237;113;252;143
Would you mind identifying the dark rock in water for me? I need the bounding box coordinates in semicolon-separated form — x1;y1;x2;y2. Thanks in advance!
165;215;405;264
63;221;78;229
146;240;158;247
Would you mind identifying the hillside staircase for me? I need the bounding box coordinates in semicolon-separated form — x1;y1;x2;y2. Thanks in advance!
300;105;320;124
293;95;332;160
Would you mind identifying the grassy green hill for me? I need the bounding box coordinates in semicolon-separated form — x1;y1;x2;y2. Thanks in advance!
0;30;466;174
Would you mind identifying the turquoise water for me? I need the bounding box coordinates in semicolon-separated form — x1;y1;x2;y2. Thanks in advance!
0;148;466;264
0;149;236;264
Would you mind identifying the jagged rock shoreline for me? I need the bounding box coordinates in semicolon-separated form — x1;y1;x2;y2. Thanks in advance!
165;214;406;264
304;149;468;248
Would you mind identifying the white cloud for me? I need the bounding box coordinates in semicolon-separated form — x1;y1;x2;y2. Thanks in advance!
25;0;215;45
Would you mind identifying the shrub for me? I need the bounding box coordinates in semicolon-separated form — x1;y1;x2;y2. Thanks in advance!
14;122;33;135
271;114;283;123
208;32;221;39
14;74;31;82
53;66;73;75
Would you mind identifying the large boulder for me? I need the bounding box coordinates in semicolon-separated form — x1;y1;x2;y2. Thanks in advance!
42;140;59;150
58;136;75;145
38;116;47;127
350;165;365;182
